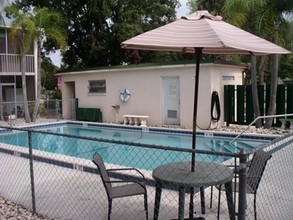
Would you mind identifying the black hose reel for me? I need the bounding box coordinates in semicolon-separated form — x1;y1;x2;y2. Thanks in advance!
211;91;221;121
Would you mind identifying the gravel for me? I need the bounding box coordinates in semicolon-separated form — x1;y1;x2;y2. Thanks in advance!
213;124;290;135
0;197;51;220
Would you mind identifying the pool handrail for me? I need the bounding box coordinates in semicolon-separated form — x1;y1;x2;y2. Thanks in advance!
229;113;293;147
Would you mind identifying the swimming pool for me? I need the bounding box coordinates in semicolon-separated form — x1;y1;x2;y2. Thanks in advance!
0;122;274;170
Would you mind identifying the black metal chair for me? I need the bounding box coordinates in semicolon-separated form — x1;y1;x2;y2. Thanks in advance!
215;149;272;220
92;153;148;220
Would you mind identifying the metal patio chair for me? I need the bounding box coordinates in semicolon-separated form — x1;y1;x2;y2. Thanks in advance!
92;153;148;220
215;149;272;220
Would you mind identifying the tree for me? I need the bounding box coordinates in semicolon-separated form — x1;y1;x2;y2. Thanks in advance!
5;19;31;122
5;5;67;122
265;0;293;128
279;54;293;80
222;0;265;128
221;0;292;128
187;0;265;127
187;0;224;14
250;55;262;127
41;57;58;90
15;0;180;68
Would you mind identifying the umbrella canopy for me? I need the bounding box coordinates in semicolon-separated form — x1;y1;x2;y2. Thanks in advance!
122;9;290;153
122;10;290;219
122;9;291;168
122;10;290;55
122;9;291;149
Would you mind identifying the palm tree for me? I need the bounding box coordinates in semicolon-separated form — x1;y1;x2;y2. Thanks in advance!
223;0;292;128
5;5;67;122
250;55;262;127
264;0;293;128
5;6;33;122
186;0;265;128
222;0;264;127
30;7;67;122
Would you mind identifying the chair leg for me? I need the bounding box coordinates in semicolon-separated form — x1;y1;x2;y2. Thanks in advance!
200;186;205;214
210;185;213;209
254;194;257;220
108;199;112;220
217;185;222;220
144;193;149;220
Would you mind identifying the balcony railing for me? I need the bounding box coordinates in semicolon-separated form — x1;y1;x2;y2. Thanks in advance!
0;53;35;73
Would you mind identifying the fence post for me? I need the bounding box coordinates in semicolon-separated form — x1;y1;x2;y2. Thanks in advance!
9;102;12;127
224;85;235;125
28;130;36;213
287;84;293;116
55;99;60;121
238;149;248;220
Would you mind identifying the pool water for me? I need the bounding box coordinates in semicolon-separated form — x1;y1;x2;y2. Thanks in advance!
0;123;273;170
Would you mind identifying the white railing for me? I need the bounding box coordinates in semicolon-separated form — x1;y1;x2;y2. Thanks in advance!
230;113;293;146
0;54;35;73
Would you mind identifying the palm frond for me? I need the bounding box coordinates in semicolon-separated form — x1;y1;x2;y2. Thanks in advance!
222;0;249;26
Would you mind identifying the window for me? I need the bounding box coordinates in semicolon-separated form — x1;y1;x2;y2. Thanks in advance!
0;28;6;53
88;80;106;93
222;75;235;81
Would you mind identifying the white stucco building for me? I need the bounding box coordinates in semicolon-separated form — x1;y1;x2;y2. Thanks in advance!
58;62;246;129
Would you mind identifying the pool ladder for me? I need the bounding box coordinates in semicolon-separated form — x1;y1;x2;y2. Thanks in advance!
229;113;293;148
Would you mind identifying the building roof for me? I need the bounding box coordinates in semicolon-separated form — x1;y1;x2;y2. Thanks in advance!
57;60;248;76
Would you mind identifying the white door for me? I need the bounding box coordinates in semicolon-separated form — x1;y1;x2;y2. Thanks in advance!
162;76;180;125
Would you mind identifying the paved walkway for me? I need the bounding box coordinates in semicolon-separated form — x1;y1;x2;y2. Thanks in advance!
0;118;60;128
1;144;293;219
0;152;235;220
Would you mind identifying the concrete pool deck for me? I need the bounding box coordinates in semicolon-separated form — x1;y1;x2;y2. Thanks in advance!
0;118;61;128
0;117;289;135
1;139;293;219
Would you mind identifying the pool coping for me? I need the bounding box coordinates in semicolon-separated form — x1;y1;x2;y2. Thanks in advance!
9;120;279;141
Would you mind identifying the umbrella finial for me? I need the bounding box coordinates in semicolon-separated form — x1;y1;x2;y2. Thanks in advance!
182;10;222;21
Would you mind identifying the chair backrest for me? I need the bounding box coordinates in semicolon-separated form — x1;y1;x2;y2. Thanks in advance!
93;153;112;197
247;149;272;193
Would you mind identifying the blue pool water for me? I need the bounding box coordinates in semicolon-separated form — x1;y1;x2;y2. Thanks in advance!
0;123;273;170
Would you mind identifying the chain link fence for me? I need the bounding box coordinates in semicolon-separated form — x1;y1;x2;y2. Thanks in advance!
0;99;75;125
0;125;292;220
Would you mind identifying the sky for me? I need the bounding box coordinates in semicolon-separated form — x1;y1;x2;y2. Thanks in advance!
177;0;189;18
49;0;189;67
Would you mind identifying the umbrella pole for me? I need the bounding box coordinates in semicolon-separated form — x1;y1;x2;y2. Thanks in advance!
189;48;203;219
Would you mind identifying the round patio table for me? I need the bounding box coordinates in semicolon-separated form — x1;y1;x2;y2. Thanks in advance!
152;161;234;220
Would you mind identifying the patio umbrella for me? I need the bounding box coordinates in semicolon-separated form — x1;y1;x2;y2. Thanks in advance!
121;10;290;218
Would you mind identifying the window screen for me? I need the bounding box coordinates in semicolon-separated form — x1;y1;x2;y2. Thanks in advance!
88;80;106;93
